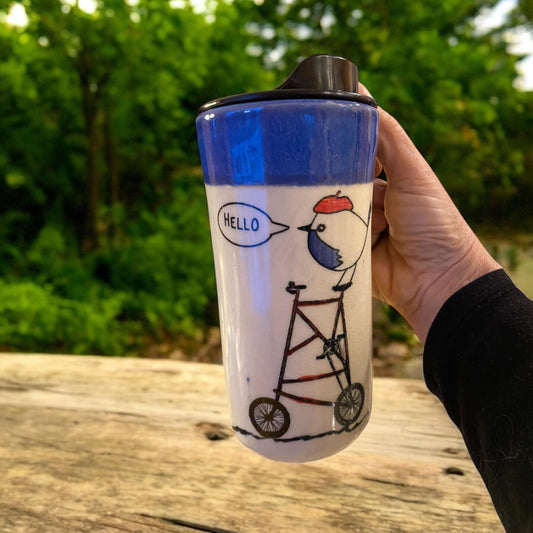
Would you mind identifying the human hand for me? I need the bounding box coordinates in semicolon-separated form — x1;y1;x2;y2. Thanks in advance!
360;84;501;343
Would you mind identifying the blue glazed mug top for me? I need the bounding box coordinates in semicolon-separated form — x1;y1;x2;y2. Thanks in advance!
197;99;379;186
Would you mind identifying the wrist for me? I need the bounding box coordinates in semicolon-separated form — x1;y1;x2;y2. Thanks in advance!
408;241;501;343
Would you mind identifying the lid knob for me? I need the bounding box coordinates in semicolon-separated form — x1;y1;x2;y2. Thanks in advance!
197;55;375;113
277;55;359;93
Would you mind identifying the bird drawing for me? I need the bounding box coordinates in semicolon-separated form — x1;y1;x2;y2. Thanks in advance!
298;191;371;291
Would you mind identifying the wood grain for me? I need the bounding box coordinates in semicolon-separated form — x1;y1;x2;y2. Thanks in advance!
0;354;502;532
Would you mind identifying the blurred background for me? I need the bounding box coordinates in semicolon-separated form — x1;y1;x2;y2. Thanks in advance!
0;0;532;375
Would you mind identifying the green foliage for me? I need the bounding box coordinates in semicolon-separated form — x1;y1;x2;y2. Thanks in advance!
0;279;125;354
0;0;271;250
0;171;216;355
91;172;217;340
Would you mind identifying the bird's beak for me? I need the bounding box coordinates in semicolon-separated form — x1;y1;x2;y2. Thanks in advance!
298;224;311;232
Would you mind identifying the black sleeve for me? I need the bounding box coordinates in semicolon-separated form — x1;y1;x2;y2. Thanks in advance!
423;269;533;533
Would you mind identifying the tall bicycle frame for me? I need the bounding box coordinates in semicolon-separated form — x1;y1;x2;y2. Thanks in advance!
249;282;364;439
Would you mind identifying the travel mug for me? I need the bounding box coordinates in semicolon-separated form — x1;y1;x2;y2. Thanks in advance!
196;55;379;462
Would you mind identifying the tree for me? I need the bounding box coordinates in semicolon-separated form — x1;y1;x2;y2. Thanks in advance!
0;0;273;251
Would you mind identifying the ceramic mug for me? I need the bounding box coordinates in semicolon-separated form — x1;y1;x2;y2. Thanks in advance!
196;55;379;462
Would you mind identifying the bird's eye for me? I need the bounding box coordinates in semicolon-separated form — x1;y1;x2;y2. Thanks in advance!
317;224;326;232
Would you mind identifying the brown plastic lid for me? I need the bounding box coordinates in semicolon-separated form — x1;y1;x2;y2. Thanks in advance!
198;55;377;113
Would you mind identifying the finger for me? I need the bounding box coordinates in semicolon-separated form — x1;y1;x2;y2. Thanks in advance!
358;82;373;98
373;178;387;210
372;207;388;235
371;225;388;249
371;179;388;244
374;157;383;178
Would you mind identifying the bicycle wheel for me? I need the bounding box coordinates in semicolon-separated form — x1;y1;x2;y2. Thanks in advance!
249;397;290;438
334;383;364;426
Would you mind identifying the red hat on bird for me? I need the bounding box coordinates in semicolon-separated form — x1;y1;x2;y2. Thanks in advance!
313;191;353;214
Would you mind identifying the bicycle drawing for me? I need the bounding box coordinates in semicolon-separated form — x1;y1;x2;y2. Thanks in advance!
248;191;371;439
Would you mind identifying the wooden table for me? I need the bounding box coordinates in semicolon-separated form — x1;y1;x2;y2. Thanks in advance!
0;354;502;532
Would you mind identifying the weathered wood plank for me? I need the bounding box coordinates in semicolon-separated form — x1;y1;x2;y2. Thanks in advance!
0;354;502;532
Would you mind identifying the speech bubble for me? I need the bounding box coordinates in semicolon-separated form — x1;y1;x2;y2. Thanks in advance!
217;202;289;248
